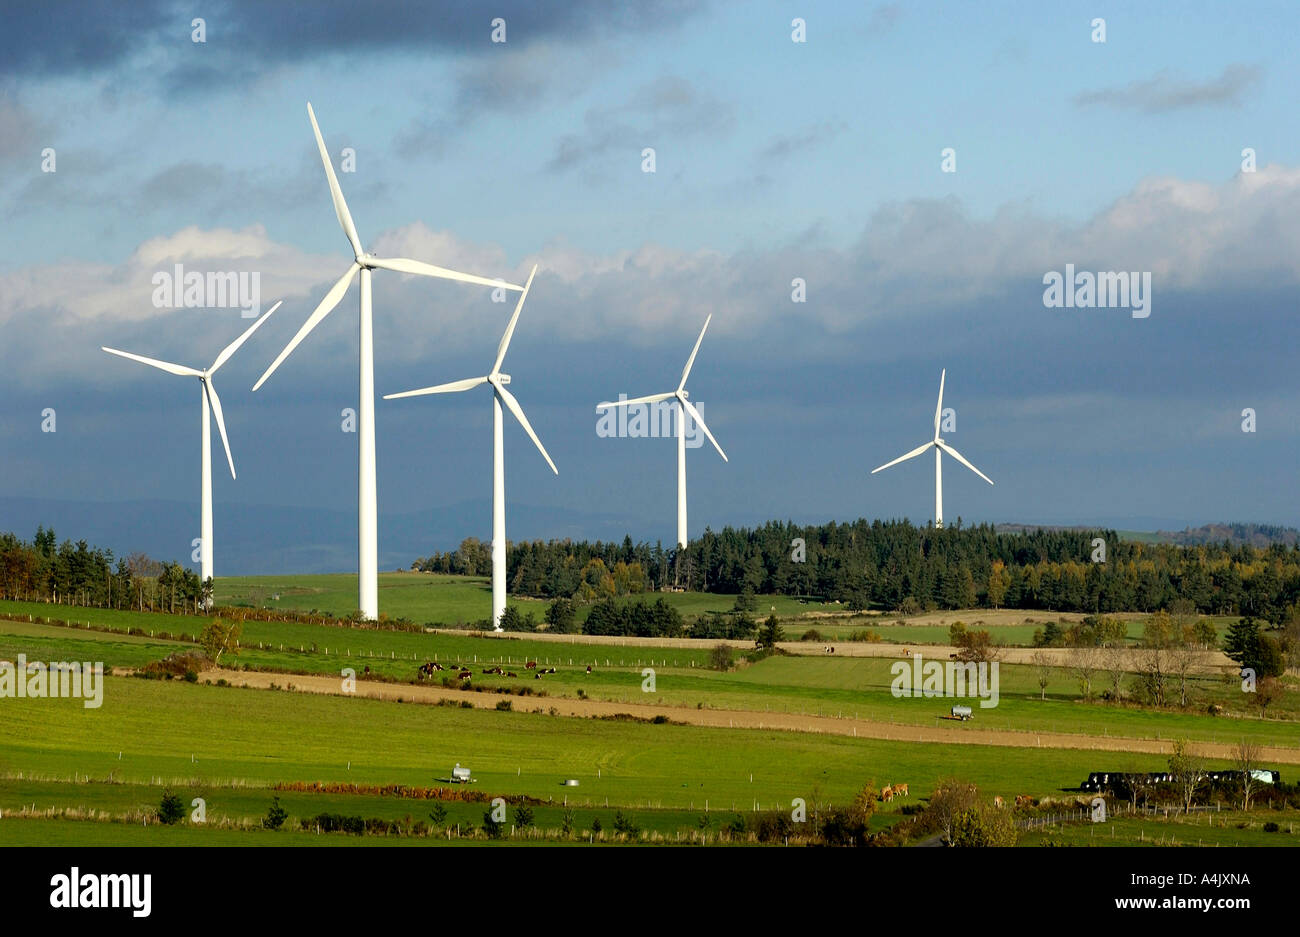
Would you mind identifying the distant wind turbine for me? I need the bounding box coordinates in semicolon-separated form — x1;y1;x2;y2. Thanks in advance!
596;315;727;550
384;265;556;631
253;102;523;620
871;368;993;529
102;302;281;598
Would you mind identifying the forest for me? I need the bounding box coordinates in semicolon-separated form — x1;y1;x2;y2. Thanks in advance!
414;518;1300;621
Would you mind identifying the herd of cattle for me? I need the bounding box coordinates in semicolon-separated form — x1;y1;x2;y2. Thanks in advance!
878;782;909;802
416;660;587;682
1080;769;1280;793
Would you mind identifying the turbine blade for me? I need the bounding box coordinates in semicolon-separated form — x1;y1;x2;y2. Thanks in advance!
870;441;934;474
679;393;727;462
678;314;712;391
253;263;359;391
369;256;523;291
384;376;488;400
937;440;994;485
595;391;676;412
933;368;946;440
204;378;236;479
491;264;538;375
101;347;202;378
307;102;364;258
497;384;558;475
210;300;282;373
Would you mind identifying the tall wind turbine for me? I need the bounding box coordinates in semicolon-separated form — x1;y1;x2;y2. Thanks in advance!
384;265;555;631
102;302;281;600
871;368;993;529
596;315;727;549
254;102;523;621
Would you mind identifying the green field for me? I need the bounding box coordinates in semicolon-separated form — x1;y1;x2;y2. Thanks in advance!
212;572;815;624
2;587;1296;847
3;610;1295;748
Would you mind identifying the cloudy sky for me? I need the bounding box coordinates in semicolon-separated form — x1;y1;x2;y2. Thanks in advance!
3;0;1299;570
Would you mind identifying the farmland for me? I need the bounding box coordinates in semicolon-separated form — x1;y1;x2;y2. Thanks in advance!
1;580;1297;847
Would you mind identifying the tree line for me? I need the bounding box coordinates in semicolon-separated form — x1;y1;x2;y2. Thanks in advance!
415;519;1300;620
0;527;207;613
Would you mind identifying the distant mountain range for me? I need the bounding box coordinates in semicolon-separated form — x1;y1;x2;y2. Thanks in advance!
0;496;654;575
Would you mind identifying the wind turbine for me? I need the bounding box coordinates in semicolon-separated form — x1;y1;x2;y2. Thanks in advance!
870;368;993;529
102;302;281;601
253;102;523;621
596;315;727;550
384;265;555;631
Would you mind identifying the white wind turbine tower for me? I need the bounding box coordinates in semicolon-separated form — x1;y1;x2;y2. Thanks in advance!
871;368;993;529
384;265;555;631
596;315;727;550
102;302;281;601
254;103;523;621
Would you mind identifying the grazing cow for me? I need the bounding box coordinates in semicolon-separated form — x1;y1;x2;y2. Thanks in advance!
879;785;894;802
544;667;557;674
534;672;543;680
457;669;472;680
525;661;537;670
586;665;592;674
1015;794;1034;808
993;796;1005;809
363;665;371;676
895;782;908;797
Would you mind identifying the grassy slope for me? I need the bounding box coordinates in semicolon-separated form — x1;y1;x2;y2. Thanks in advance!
3;618;1295;747
0;676;1173;807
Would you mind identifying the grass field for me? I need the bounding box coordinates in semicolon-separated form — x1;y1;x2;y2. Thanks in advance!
3;614;1296;747
2;585;1296;847
213;572;816;624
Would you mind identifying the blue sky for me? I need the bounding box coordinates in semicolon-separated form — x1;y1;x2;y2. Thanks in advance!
2;1;1300;569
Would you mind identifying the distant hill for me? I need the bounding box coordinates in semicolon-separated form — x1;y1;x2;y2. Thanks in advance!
1154;523;1300;548
996;521;1300;548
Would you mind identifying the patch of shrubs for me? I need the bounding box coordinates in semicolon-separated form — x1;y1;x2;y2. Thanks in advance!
263;797;287;830
157;790;186;825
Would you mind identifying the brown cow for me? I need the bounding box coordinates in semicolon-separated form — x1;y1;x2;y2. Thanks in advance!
525;661;537;670
879;785;894;802
895;782;908;797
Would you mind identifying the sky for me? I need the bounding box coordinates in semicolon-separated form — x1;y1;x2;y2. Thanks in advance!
2;0;1300;571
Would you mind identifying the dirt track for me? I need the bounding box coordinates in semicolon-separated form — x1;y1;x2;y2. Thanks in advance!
200;667;1300;767
428;629;1236;674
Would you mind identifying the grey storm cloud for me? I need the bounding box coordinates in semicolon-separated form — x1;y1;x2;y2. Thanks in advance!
1073;64;1262;113
8;164;1300;400
0;0;709;87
